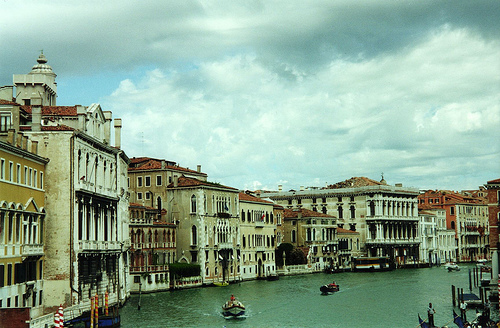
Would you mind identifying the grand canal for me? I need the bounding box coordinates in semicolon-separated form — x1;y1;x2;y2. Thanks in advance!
120;265;497;327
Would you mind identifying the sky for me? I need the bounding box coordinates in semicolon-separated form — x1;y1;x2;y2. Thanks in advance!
1;0;499;192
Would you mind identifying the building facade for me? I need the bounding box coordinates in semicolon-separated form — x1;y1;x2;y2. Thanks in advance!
166;176;241;285
129;203;176;293
1;54;131;325
265;177;420;265
0;136;48;324
238;192;277;280
282;208;338;271
486;179;500;279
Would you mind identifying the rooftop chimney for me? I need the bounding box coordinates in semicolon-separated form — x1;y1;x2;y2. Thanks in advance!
103;111;112;145
31;140;38;155
173;175;178;187
300;186;304;191
77;106;86;131
161;160;166;169
197;165;201;173
31;96;42;132
114;118;122;149
278;184;282;192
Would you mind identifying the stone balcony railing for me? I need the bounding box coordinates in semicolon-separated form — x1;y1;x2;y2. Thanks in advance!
78;240;121;251
131;242;175;250
21;244;44;256
365;238;419;245
130;265;169;273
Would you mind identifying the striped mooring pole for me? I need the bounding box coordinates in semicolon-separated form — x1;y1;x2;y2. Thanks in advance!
95;294;99;328
58;305;64;327
105;290;109;316
90;296;94;328
498;274;500;310
54;312;60;328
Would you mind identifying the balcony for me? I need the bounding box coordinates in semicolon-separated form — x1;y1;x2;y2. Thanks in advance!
78;240;121;252
22;244;44;257
255;221;265;228
130;265;169;273
132;242;175;250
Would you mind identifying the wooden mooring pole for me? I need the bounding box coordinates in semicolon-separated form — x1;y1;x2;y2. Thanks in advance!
452;285;456;307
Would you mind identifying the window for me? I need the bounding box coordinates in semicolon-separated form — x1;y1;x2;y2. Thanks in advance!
145;176;151;187
450;207;455;215
9;162;13;181
0;159;4;179
156;175;162;186
34;170;37;188
191;195;197;213
137;176;143;187
127;177;130;188
137;192;143;200
0;113;11;132
145;192;151;200
29;168;33;186
40;172;44;189
191;226;198;245
16;164;21;183
24;166;28;185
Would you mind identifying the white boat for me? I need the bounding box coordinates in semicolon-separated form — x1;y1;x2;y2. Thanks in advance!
444;262;460;271
222;296;245;317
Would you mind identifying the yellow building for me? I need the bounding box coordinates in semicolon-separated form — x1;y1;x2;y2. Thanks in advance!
0;136;48;321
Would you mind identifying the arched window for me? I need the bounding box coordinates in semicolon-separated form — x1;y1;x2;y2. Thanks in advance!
190;195;197;213
350;206;356;219
369;201;375;217
157;196;162;211
241;210;245;222
338;206;343;219
191;225;197;245
291;230;296;243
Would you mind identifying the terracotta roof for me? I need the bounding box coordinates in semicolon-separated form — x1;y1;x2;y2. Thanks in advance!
128;157;205;175
284;208;336;219
167;176;238;191
239;192;274;204
324;177;385;189
22;105;78;116
129;203;156;210
20;124;75;131
0;99;18;105
487;178;500;184
336;227;359;234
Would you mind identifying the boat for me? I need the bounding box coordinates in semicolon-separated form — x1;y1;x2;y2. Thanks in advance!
443;262;460;271
64;306;121;328
222;295;245;318
213;281;229;287
267;273;279;281
320;282;339;294
352;256;393;272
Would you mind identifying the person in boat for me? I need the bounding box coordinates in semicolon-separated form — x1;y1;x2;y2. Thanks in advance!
460;300;467;322
329;281;337;287
427;303;436;327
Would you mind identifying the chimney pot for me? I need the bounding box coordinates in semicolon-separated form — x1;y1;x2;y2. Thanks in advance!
114;118;122;149
197;165;201;173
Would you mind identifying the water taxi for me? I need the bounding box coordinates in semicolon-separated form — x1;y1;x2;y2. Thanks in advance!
443;262;460;271
320;281;340;294
222;295;245;318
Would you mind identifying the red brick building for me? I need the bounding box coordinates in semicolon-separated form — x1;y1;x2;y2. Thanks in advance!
486;179;500;277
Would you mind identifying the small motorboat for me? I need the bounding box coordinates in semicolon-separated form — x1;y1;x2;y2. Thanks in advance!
222;295;245;317
444;262;460;271
320;282;340;294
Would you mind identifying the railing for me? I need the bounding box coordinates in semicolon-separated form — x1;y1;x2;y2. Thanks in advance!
255;221;265;228
130;265;169;273
78;240;121;251
365;238;419;245
22;244;44;256
131;242;175;249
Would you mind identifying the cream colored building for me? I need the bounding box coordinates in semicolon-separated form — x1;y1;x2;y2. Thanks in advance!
238;192;277;280
1;54;130;326
283;208;338;271
166;176;241;285
0;136;48;324
128;157;207;212
455;201;489;262
265;177;420;265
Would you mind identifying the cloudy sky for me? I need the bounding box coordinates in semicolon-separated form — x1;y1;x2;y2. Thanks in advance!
1;1;499;192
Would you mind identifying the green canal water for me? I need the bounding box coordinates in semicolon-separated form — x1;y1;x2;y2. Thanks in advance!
120;265;497;328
